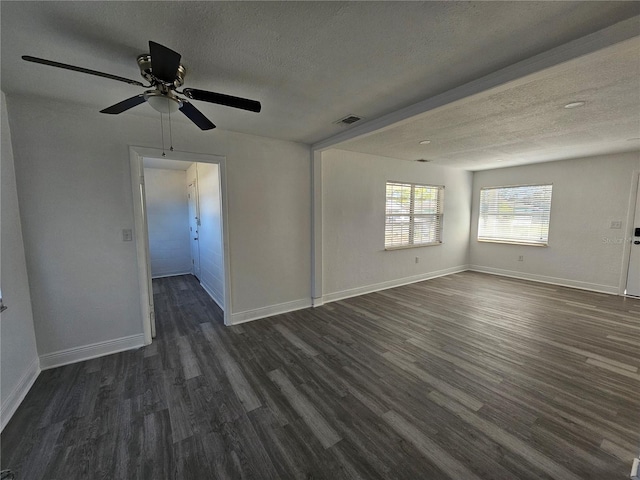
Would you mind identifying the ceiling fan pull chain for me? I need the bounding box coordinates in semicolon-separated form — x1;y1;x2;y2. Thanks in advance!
160;112;166;157
168;99;174;152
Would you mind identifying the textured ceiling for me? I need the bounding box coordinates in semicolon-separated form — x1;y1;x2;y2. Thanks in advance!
1;1;639;167
337;37;640;170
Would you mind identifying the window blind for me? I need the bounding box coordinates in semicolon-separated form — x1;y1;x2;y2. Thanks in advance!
478;184;552;245
385;182;444;249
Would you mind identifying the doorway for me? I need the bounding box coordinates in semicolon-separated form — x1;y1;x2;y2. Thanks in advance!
130;147;231;344
144;160;224;302
144;161;196;280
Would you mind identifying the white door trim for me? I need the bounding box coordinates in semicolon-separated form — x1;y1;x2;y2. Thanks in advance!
129;149;154;343
187;177;201;279
619;170;640;296
129;146;232;345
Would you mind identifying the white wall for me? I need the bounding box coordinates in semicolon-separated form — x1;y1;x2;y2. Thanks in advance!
1;91;39;430
470;152;640;293
6;94;311;358
144;168;192;278
321;149;472;299
196;163;225;308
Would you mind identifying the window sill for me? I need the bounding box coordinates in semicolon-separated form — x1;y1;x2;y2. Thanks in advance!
477;239;548;247
385;242;442;251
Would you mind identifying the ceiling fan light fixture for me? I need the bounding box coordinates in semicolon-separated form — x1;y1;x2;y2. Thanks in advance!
145;91;182;114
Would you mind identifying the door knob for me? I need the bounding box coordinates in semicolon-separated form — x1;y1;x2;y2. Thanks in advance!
634;240;640;245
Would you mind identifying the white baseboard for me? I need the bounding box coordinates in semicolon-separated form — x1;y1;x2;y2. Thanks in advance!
1;357;40;432
39;333;146;370
200;281;224;311
151;271;193;279
321;265;470;304
469;265;619;295
230;298;312;325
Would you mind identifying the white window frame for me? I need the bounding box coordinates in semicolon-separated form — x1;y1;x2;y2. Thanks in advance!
477;183;553;246
385;181;444;250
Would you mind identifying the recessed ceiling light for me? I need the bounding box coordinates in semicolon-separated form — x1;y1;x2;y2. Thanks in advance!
564;101;586;109
419;140;431;145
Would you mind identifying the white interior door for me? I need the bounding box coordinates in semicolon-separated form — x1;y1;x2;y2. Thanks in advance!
626;176;640;297
188;180;201;280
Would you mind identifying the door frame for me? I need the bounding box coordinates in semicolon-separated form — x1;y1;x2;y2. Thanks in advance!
619;170;640;296
129;146;232;345
187;176;201;279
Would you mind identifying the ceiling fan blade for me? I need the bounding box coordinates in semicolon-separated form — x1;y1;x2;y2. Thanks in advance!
179;101;216;130
149;41;181;83
182;88;261;113
100;94;147;114
22;56;144;87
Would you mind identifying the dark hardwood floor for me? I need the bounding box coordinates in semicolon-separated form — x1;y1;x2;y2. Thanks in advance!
2;272;639;479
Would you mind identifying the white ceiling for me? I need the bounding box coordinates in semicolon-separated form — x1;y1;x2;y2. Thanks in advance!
337;37;640;170
1;2;639;169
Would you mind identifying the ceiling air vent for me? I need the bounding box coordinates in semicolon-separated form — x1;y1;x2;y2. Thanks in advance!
334;114;362;125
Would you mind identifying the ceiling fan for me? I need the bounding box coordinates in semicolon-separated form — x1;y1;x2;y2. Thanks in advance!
22;41;261;130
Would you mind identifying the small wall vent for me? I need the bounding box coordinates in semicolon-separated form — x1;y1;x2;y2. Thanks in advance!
334;114;362;125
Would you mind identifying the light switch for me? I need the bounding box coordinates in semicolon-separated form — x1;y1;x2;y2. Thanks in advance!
122;229;133;241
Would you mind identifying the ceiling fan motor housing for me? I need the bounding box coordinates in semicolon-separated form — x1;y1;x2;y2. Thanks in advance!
137;54;186;88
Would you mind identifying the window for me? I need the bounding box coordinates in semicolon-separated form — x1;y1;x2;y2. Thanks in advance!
478;184;552;246
385;182;444;249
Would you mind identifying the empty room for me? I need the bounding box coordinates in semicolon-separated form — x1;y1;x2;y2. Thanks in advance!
1;2;639;479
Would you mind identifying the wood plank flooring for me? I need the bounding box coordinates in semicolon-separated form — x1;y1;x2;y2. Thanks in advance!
2;271;639;479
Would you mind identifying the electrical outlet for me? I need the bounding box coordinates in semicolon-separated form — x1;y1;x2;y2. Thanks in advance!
415;257;420;264
122;229;133;242
610;221;622;229
518;255;524;262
